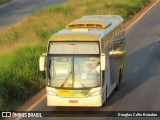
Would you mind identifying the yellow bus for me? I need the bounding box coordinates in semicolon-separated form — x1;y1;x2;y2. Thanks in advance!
39;15;126;107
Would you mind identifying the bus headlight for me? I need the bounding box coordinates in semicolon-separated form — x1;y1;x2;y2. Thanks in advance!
88;91;102;97
47;91;57;96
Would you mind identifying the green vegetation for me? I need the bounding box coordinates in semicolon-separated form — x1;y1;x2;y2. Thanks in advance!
0;0;151;111
0;0;12;6
0;45;45;111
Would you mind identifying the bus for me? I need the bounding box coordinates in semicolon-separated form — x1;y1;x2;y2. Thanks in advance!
39;15;126;107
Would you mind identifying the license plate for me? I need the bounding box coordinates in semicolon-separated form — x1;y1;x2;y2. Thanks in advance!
69;100;78;103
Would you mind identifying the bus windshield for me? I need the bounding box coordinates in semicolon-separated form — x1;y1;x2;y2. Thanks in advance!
47;42;100;88
48;56;100;88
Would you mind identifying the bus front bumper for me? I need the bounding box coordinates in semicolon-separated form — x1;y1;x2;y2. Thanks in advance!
47;94;102;107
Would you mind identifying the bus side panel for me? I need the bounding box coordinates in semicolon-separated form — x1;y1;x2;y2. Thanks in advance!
101;36;116;98
113;26;126;85
101;24;126;98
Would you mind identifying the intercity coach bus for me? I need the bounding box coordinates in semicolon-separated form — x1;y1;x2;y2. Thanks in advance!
39;15;126;107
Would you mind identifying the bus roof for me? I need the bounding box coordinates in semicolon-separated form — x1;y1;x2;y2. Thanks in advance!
49;15;123;41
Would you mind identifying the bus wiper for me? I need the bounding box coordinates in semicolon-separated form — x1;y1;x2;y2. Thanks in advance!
74;75;86;88
61;71;86;88
60;71;72;87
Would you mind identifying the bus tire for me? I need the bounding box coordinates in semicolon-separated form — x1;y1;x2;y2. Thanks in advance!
115;70;122;91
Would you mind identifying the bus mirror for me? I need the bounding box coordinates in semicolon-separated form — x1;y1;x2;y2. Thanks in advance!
39;53;46;71
101;53;105;70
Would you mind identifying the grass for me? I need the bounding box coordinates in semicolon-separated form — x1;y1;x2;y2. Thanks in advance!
0;0;151;111
0;45;45;111
0;0;12;6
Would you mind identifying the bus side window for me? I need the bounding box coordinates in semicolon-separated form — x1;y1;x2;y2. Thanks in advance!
120;24;125;37
113;41;118;50
112;30;118;50
113;37;123;50
108;35;112;51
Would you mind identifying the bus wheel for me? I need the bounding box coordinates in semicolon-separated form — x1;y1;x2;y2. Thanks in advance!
115;71;122;91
